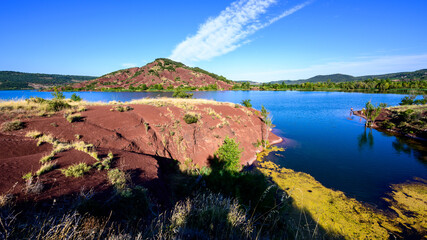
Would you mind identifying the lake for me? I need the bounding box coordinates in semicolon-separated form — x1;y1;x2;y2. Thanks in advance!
1;90;426;207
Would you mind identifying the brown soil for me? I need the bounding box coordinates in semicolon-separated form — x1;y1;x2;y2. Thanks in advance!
0;101;281;204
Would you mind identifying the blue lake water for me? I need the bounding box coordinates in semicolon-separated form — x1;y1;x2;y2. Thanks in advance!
1;90;426;207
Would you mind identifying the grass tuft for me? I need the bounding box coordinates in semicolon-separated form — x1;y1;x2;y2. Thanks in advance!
107;169;127;191
61;163;91;177
66;114;83;123
1;120;25;131
36;162;58;176
25;130;42;139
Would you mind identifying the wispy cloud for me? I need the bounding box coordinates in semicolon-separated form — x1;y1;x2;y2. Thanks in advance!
230;54;427;81
122;63;137;68
169;0;311;63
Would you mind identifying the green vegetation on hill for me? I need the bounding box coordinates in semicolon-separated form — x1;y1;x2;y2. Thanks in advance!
0;71;97;90
251;78;427;94
271;69;427;85
155;58;232;84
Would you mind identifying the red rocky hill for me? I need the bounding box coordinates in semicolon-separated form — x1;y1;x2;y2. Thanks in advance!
63;58;234;91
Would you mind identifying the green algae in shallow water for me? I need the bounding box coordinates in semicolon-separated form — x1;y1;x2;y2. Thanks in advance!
256;147;427;239
385;178;427;237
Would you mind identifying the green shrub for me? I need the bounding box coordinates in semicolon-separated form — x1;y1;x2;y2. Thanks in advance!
51;88;65;100
47;99;71;112
184;113;199;124
70;93;82;102
26;97;46;103
381;120;395;130
114;105;133;112
66;114;83;123
362;101;384;127
61;163;91;177
172;89;193;98
214;137;243;174
241;99;252;108
1;120;25;131
108;169;127;191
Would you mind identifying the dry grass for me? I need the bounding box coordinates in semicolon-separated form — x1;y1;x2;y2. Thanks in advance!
24;177;44;194
40;153;55;163
128;97;234;109
36;162;58;176
1;120;25;132
25;130;42;139
388;104;427;112
152;193;253;239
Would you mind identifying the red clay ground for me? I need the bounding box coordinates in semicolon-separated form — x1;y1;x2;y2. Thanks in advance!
0;99;281;203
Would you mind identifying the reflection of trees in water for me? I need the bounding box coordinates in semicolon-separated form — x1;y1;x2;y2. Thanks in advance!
358;127;374;150
392;137;427;164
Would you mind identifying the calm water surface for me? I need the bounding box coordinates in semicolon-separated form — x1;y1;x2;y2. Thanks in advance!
1;90;426;207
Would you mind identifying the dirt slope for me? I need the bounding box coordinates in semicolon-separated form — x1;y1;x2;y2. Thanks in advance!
0;99;281;203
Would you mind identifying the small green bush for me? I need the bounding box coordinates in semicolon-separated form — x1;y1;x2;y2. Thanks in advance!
241;99;252;108
172;89;193;99
51;88;65;100
47;99;71;112
70;93;82;102
184;113;199;124
1;120;25;131
381;120;395;130
108;169;127;191
61;163;91;177
214;137;243;174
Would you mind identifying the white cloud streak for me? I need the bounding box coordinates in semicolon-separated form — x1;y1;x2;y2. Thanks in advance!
230;54;427;81
169;0;311;63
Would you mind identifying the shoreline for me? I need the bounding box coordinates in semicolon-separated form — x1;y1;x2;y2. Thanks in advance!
353;107;427;141
255;146;427;238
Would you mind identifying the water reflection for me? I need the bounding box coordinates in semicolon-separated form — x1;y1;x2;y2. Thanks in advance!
392;137;427;163
358;127;374;150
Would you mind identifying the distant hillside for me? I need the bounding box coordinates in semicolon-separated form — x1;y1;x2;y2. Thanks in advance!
63;58;234;91
0;71;97;90
269;69;427;85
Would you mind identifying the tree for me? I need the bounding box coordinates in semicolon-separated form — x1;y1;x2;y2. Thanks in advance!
261;105;272;147
51;87;65;100
241;99;252;107
362;101;384;127
214;137;243;174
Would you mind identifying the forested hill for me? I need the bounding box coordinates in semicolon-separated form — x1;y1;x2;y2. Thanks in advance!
270;69;427;85
0;71;97;90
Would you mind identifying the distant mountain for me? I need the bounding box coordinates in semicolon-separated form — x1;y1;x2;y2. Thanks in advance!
268;69;427;85
63;58;234;91
0;71;97;90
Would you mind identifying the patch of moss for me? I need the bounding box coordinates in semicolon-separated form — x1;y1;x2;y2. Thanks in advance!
256;148;401;239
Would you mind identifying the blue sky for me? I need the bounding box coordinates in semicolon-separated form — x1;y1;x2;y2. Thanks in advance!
1;0;426;81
